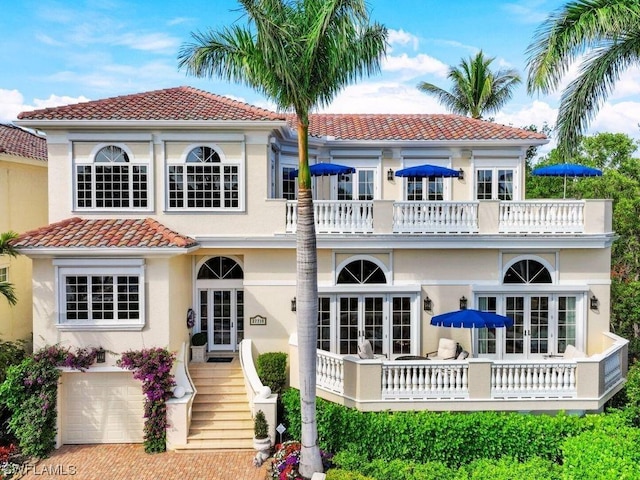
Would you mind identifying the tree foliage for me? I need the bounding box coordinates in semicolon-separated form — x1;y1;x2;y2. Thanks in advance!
417;50;521;119
0;231;19;306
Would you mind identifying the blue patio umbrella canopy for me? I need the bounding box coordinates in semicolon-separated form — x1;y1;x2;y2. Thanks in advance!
431;309;514;328
291;163;355;178
395;164;460;178
531;163;602;198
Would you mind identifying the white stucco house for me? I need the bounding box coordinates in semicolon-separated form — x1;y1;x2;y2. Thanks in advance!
14;86;627;451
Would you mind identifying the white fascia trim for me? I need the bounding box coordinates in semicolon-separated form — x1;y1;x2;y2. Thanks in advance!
15;119;288;130
68;133;153;141
473;284;591;293
319;284;421;293
323;139;549;149
157;133;245;142
330;149;383;157
400;149;452;158
18;246;200;257
54;258;144;267
472;148;526;157
56;323;145;332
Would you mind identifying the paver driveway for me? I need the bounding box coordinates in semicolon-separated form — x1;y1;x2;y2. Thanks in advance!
18;444;269;480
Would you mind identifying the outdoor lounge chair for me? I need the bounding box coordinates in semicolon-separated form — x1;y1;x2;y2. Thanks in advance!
425;337;459;360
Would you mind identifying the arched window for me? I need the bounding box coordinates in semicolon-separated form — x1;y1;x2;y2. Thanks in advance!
168;145;239;210
503;259;552;284
197;257;244;280
337;259;387;284
76;144;148;209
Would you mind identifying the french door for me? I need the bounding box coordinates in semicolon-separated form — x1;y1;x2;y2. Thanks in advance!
504;295;550;358
333;294;414;358
198;289;244;352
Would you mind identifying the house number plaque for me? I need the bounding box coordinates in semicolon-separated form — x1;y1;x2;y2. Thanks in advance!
250;315;267;326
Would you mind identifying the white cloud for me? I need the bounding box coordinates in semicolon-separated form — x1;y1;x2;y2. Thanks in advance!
113;32;180;53
590;101;640;137
383;53;449;79
495;100;558;130
32;94;90;109
387;29;420;50
321;82;447;114
0;90;27;123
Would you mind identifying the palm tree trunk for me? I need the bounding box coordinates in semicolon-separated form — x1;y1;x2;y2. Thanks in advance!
296;120;323;478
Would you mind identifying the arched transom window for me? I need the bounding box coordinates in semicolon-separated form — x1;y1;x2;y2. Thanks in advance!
503;259;552;284
197;257;244;280
168;146;240;210
337;259;387;284
76;145;148;209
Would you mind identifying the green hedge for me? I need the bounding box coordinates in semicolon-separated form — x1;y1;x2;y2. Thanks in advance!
281;389;632;468
257;352;288;394
561;426;640;479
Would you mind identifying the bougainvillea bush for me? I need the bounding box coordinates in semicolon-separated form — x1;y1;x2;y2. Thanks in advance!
117;348;175;453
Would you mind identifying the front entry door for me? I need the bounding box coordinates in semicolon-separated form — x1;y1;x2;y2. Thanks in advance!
504;295;550;358
199;289;244;352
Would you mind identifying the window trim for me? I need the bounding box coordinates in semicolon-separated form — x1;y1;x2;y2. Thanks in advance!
165;143;245;212
73;142;153;213
54;259;145;331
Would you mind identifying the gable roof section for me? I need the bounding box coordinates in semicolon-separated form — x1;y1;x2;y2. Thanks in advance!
17;86;286;122
0;124;47;161
14;217;197;250
294;114;548;141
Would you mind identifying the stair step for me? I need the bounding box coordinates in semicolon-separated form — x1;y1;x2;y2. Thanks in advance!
193;385;246;395
191;417;254;429
191;410;253;422
193;392;248;403
188;428;254;440
192;402;251;413
174;438;254;451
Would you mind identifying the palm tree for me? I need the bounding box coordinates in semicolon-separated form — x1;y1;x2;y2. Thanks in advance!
526;0;640;156
178;1;386;476
0;231;19;306
417;50;521;119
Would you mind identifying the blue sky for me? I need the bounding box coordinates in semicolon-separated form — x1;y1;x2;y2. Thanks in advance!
3;0;640;152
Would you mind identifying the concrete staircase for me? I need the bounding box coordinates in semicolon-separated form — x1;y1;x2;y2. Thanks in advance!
176;358;254;451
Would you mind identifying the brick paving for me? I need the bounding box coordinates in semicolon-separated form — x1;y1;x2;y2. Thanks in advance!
18;444;269;480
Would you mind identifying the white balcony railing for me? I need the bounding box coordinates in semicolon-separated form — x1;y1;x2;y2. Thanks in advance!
381;360;469;400
286;201;373;233
499;201;585;233
392;201;479;233
317;349;344;394
491;361;577;399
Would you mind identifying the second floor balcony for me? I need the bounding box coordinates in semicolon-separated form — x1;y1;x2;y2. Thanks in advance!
284;199;612;236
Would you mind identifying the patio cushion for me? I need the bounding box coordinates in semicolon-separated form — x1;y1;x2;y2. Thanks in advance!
457;350;469;360
427;337;458;359
358;339;374;359
563;344;585;359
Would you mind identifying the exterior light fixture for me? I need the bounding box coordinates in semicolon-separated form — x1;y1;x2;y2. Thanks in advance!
590;295;598;310
423;296;432;312
459;296;468;310
291;297;297;312
387;169;394;181
96;347;106;363
458;168;465;180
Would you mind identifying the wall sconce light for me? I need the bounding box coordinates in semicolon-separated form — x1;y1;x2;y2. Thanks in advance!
291;297;297;312
590;295;598;310
458;168;465;181
459;296;468;310
387;169;394;181
423;296;432;312
96;347;106;363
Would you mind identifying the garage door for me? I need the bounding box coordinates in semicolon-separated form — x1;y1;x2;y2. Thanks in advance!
61;372;144;444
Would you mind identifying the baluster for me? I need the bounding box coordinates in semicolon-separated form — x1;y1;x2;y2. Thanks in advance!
526;365;533;391
418;366;425;393
491;366;497;390
436;367;443;391
411;367;418;394
520;366;527;391
442;368;450;392
569;366;576;390
513;366;520;391
507;366;514;391
462;366;468;391
544;366;551;389
455;367;462;391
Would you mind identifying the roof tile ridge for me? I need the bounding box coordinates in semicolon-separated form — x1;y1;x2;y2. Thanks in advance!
143;218;195;248
182;86;285;119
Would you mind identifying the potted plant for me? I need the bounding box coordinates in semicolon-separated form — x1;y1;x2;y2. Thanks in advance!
253;410;271;452
190;332;208;363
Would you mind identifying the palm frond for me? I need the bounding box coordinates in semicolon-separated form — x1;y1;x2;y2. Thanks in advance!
0;281;17;306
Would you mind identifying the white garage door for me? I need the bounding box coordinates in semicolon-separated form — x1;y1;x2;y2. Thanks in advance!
61;372;144;444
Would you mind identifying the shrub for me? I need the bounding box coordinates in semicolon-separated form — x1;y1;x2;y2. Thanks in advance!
326;470;375;480
561;426;640;479
254;410;269;439
117;348;176;453
459;457;561;480
0;339;26;385
281;389;625;468
257;352;287;394
191;332;207;347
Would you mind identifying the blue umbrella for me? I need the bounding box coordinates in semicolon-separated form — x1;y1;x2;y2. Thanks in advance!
291;163;355;178
531;163;602;198
395;164;460;178
431;309;514;328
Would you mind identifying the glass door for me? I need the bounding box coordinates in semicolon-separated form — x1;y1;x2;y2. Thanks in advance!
199;289;243;352
338;295;385;355
504;295;550;358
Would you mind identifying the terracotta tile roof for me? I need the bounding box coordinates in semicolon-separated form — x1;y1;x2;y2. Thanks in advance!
14;217;197;249
289;114;547;141
17;86;286;122
0;123;47;161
